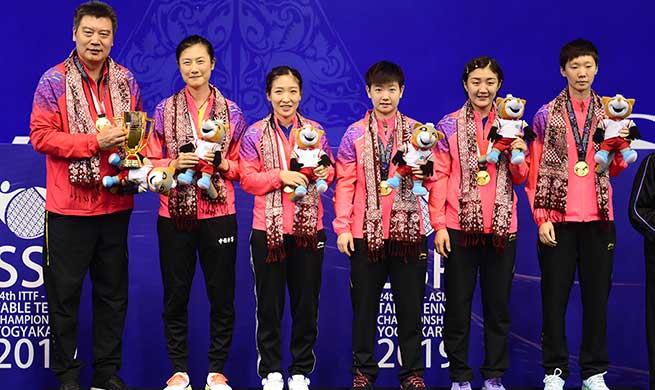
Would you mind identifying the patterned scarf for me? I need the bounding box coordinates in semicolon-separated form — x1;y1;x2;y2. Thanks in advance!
64;53;131;198
162;85;231;229
363;110;422;261
260;114;321;262
457;101;514;249
534;89;610;220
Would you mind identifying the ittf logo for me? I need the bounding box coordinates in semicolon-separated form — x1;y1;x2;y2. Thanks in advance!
0;180;46;240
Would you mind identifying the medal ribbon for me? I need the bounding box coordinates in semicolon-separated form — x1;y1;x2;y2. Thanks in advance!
565;90;595;163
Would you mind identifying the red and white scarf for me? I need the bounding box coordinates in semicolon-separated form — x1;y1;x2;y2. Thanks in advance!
457;101;514;249
64;52;131;198
363;110;422;261
162;85;231;229
534;89;610;220
260;114;322;262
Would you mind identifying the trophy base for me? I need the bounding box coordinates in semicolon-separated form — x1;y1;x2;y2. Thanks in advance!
120;154;145;169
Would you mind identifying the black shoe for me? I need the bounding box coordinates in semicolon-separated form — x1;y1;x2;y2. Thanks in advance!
351;370;373;390
91;375;128;390
400;373;426;390
59;381;80;390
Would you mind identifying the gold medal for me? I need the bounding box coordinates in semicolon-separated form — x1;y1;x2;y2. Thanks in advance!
95;116;111;131
476;170;491;186
379;180;392;196
574;160;589;177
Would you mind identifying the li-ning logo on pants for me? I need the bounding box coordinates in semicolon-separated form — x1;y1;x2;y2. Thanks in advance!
0;180;46;239
218;236;235;245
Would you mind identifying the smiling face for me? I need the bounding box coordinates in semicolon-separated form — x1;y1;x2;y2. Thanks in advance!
560;55;597;97
178;43;215;90
267;73;302;124
463;66;502;114
73;15;114;68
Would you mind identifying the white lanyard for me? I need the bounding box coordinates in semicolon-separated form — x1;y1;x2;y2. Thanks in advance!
88;82;106;117
187;112;200;141
276;130;289;171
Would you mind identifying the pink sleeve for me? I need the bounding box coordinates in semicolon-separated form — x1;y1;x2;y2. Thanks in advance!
428;149;450;231
525;108;550;226
320;131;336;186
238;127;283;195
332;159;356;235
30;75;100;159
143;102;172;168
143;129;171;168
332;128;358;236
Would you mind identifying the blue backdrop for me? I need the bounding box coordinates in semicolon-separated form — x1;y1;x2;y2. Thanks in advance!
2;0;655;388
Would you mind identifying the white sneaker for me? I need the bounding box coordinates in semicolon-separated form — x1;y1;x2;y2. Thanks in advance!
262;372;284;390
206;372;232;390
582;371;610;390
288;374;311;390
164;372;192;390
543;368;565;390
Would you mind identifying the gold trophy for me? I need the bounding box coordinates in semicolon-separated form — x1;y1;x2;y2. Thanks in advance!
114;111;154;168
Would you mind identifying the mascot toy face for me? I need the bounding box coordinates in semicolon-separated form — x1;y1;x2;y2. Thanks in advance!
147;166;177;194
603;94;635;120
295;124;324;149
200;118;226;143
496;94;526;120
411;122;443;150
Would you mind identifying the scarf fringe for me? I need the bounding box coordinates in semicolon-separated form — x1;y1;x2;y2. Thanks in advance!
69;186;101;204
294;234;318;251
366;246;384;263
460;232;487;247
265;245;286;263
388;240;422;262
172;215;198;232
492;234;508;253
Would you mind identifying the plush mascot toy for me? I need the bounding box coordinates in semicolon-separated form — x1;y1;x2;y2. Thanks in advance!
487;94;535;164
102;161;176;195
593;94;641;168
146;166;177;195
386;122;444;196
288;124;332;201
176;118;227;199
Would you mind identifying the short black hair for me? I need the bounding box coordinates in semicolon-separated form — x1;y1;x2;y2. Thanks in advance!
365;61;405;88
176;35;215;64
461;56;504;98
265;66;303;95
560;39;599;69
74;1;118;35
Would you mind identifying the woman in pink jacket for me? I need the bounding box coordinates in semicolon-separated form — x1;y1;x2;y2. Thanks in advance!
333;61;435;390
433;56;528;390
239;66;334;390
145;35;247;390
